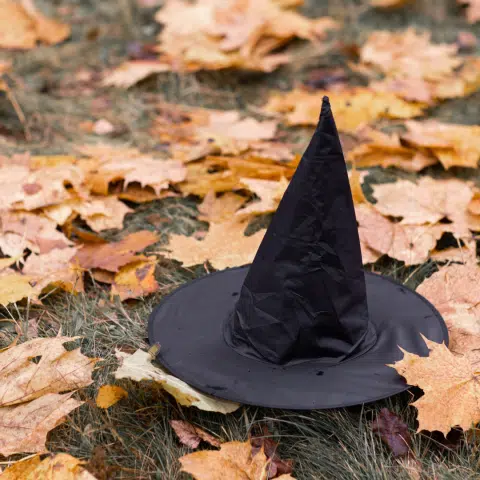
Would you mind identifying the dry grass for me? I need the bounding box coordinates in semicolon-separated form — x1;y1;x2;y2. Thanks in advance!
1;0;480;478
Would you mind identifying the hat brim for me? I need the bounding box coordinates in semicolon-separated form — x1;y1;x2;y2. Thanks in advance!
148;267;448;409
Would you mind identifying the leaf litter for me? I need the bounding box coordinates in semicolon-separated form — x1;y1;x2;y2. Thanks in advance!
1;0;480;476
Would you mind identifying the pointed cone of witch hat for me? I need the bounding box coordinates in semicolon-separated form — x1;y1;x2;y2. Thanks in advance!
149;97;448;409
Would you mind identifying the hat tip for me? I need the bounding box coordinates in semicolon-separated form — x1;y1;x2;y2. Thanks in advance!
320;96;331;117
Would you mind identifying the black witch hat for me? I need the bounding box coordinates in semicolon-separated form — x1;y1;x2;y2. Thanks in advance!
149;97;448;409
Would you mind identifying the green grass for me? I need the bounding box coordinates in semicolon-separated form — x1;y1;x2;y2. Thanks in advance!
1;0;480;478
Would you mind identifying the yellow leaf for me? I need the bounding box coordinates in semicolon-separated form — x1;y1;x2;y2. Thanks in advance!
198;191;246;223
0;0;70;49
264;88;424;131
111;257;159;301
114;349;240;413
95;385;128;409
165;221;265;270
1;452;97;479
389;337;480;435
180;440;296;480
402;120;480;169
0;274;36;306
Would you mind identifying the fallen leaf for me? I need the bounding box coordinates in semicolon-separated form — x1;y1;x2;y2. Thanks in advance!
165;221;265;269
0;392;83;456
111;257;159;301
0;336;99;407
1;452;97;479
348;127;437;172
416;263;480;362
371;408;412;457
23;247;84;294
92;119;115;136
95;385;128;409
356;204;447;265
360;28;461;81
370;0;412;7
85;149;186;196
102;60;170;88
251;426;294;479
0;211;72;256
152;0;337;74
74;230;158;272
114;349;240;413
371;177;479;235
180;440;269;480
459;0;480;24
401;120;480;169
170;419;221;449
181;155;295;197
264;88;424;131
198;191;246;222
389;337;480;435
0;273;36;306
237;177;288;217
0;0;70;49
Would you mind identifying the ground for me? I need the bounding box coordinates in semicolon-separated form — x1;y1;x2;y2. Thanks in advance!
0;0;479;479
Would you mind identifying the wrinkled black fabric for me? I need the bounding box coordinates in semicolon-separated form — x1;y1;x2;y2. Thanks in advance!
224;97;376;365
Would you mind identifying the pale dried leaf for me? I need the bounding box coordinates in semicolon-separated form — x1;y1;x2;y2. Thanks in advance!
0;392;83;456
114;349;240;413
165;221;265;269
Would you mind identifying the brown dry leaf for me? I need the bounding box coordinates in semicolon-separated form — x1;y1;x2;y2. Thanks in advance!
1;453;97;480
370;0;412;7
153;104;279;162
170;419;221;449
237;177;289;217
95;385;128;409
360;28;461;81
389;337;480;435
0;336;99;407
371;408;412;457
251;426;294;479
371;177;479;235
180;440;268;480
165;221;265;269
0;211;72;256
23;247;84;294
459;0;480;24
349;169;368;205
198;191;246;222
114;349;240;413
153;0;337;73
111;257;159;301
264;88;424;131
102;60;170;88
348;127;437;172
82;147;186;196
181;155;294;197
0;0;70;49
0;159;87;212
74;230;158;272
44;196;133;232
401;120;480;169
180;440;297;480
0;392;83;456
417;263;480;363
355;204;447;265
